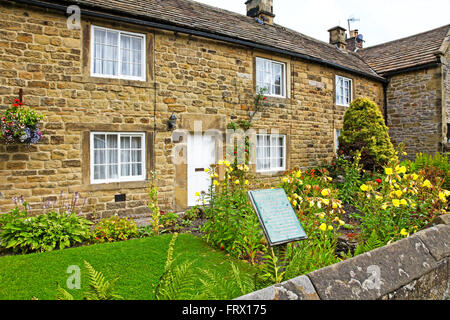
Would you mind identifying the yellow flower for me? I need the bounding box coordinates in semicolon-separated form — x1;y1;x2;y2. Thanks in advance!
204;168;210;173
385;168;393;175
295;170;302;178
218;160;224;165
375;195;383;201
195;192;200;197
224;160;231;167
339;220;345;226
400;229;409;237
332;202;338;209
292;200;297;207
244;180;249;185
322;198;330;205
321;189;330;197
411;173;419;181
395;165;406;174
400;199;408;206
381;204;388;210
395;190;403;198
392;199;400;207
213;180;219;186
234;179;240;185
360;184;370;192
439;192;447;202
282;177;289;183
423;179;432;188
328;225;334;231
318;212;325;219
319;223;327;232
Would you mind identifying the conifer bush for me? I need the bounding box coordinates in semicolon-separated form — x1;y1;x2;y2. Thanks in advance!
338;97;395;170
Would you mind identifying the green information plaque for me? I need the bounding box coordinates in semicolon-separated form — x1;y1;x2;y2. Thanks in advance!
248;189;308;246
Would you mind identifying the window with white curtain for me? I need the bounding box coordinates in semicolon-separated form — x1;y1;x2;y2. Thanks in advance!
335;75;352;106
256;57;286;97
91;25;146;81
90;132;145;184
256;134;286;172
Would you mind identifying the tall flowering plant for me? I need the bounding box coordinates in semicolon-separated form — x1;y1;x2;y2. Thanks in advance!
0;99;44;145
355;154;449;244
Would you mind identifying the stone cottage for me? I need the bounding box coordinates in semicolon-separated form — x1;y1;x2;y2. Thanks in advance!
0;0;428;218
358;25;450;158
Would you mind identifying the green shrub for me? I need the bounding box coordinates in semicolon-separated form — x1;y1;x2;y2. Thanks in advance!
339;97;396;170
93;215;138;243
0;209;92;253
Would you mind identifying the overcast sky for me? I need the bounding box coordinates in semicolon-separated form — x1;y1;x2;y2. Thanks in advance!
193;0;450;47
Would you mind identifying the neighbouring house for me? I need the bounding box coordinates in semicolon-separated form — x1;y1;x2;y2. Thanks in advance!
0;0;443;218
358;25;450;158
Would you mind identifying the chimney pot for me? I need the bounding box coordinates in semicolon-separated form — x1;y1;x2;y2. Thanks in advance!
246;0;275;25
328;26;347;50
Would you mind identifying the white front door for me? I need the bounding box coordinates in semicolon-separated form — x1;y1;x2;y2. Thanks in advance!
187;133;216;207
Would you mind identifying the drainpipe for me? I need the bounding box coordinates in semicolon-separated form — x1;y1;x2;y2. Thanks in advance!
383;78;390;127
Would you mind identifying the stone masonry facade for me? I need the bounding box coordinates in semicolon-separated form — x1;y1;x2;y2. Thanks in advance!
0;1;384;218
386;66;444;158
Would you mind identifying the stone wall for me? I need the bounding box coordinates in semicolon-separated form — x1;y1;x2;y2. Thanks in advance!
386;66;443;158
0;1;384;217
236;215;450;300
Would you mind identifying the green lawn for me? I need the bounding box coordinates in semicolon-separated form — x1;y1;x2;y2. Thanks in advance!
0;234;256;300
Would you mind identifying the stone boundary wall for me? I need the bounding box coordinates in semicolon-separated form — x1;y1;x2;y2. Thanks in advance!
236;215;450;300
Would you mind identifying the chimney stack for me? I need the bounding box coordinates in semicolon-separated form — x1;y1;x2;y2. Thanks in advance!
328;26;347;50
246;0;275;25
346;29;364;52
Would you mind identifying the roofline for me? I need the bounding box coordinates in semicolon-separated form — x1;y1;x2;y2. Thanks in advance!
12;0;387;83
380;61;441;77
361;24;450;52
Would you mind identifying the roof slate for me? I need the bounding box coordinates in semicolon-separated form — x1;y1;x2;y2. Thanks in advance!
358;24;450;76
38;0;382;80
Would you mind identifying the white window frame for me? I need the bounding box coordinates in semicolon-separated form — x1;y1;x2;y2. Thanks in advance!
335;129;341;153
90;132;146;184
90;25;146;81
335;75;353;107
256;134;286;173
256;57;286;98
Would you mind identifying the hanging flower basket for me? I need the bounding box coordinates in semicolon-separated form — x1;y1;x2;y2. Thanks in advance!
0;99;44;145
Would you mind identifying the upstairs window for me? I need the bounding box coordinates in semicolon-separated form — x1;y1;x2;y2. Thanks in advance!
256;57;286;98
90;132;146;184
256;134;286;172
91;25;146;81
335;75;352;106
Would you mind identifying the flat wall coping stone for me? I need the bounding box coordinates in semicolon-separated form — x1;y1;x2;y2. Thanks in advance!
415;224;450;261
307;233;439;300
235;275;319;300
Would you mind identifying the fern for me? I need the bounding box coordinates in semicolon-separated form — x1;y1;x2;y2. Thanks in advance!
353;230;384;256
155;233;196;300
197;263;255;300
83;260;123;300
56;261;123;300
56;284;74;300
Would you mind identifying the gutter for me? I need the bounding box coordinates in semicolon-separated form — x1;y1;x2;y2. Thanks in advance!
12;0;387;83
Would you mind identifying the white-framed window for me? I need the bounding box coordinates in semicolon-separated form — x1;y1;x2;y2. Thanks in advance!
256;57;286;98
90;132;146;184
335;75;352;106
335;129;341;152
256;134;286;172
91;25;146;81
